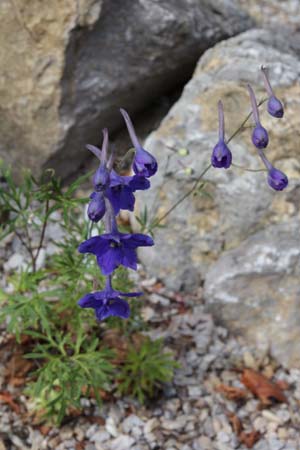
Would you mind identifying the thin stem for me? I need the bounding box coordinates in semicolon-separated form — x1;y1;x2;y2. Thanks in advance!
34;198;49;268
247;84;260;125
232;163;267;173
149;164;212;230
261;65;273;97
218;100;225;141
257;149;272;171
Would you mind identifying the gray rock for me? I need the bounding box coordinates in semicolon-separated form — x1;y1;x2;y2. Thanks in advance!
0;0;252;178
204;219;300;368
136;28;300;291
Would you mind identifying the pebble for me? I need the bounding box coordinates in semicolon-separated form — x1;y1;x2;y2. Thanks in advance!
91;431;110;443
110;435;135;450
122;414;144;433
144;418;159;434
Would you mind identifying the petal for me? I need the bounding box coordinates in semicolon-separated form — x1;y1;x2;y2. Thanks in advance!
78;236;109;256
119;291;143;298
121;247;138;271
122;233;154;248
108;298;130;319
78;293;104;308
97;247;122;275
129;175;150;191
95;305;111;321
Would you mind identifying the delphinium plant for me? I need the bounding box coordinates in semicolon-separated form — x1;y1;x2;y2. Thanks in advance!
0;111;177;425
0;66;287;426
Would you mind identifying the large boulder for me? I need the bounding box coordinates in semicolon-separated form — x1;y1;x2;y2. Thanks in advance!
136;29;300;291
0;0;252;178
204;220;300;368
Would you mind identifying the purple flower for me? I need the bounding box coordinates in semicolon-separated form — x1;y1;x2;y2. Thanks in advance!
88;192;106;222
78;279;143;320
211;101;232;169
258;149;288;191
104;171;149;215
87;129;110;191
105;171;135;215
78;232;154;275
120;108;157;177
267;167;288;191
248;84;269;149
252;125;269;149
261;66;284;118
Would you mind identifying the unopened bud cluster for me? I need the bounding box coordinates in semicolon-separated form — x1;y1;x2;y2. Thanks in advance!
211;66;288;191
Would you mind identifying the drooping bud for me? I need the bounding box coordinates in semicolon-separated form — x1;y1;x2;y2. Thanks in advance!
211;101;232;169
87;191;106;222
247;84;269;149
261;66;284;118
87;129;110;190
258;149;288;191
120;108;158;177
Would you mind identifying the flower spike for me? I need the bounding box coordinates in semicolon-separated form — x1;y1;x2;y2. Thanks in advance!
120;108;158;177
261;66;284;118
247;84;269;149
211;100;232;169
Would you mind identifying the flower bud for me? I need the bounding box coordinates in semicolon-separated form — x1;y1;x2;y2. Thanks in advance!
120;108;157;177
267;167;288;191
261;66;284;118
88;192;106;222
211;101;232;169
251;125;269;149
258;149;288;191
211;141;232;169
267;96;284;118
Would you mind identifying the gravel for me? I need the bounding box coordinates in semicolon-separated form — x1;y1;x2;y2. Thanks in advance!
1;239;300;450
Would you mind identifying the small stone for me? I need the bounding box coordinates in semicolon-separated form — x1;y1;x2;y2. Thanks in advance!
262;410;282;424
243;351;257;369
122;415;144;434
217;431;230;443
144;418;159;434
90;431;110;443
148;293;170;306
141;306;155;321
161;415;187;430
105;417;119;437
187;386;202;397
110;435;135;450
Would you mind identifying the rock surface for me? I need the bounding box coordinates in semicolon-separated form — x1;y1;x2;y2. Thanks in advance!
204;219;300;368
0;0;252;178
137;28;300;291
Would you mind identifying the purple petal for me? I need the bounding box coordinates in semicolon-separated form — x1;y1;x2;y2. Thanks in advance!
122;233;154;248
78;292;105;308
121;247;138;271
78;236;109;255
108;298;130;319
97;247;123;275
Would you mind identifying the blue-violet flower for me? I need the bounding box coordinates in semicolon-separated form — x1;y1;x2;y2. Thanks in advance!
258;149;288;191
78;232;154;275
248;84;269;149
211;100;232;169
120;108;158;177
261;66;284;118
78;278;142;320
